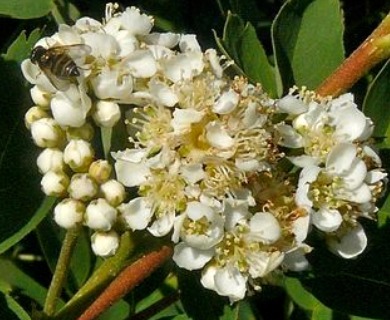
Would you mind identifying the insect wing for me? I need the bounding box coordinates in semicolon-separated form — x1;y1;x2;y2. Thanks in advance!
42;67;71;91
52;44;92;62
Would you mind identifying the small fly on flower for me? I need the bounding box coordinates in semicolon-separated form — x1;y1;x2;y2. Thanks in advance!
30;43;91;91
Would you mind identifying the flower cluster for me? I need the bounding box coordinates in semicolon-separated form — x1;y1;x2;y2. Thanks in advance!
276;88;387;258
21;4;387;303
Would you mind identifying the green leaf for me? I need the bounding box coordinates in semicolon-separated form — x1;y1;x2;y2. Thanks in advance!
378;193;390;227
363;59;390;140
178;269;229;320
0;258;50;307
99;299;130;320
0;197;56;254
285;277;319;310
0;291;31;320
0;0;54;19
303;220;390;319
285;277;332;320
215;13;279;97
272;0;345;91
3;29;42;63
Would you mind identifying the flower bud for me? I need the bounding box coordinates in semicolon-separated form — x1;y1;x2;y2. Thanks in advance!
93;101;121;128
30;85;51;108
30;118;65;148
41;171;69;197
25;106;49;129
89;160;112;184
66;123;95;141
63;139;94;172
37;148;64;174
85;198;117;231
68;173;98;201
91;230;119;257
54;198;85;229
100;179;126;206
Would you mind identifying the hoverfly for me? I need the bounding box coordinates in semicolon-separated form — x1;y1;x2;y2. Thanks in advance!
30;43;91;90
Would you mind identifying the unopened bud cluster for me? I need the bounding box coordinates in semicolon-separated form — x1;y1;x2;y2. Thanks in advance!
21;3;387;302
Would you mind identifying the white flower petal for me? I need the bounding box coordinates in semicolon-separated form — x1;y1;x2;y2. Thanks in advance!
213;89;239;114
326;143;356;175
149;79;178;107
148;212;175;237
327;223;367;259
162;52;204;82
143;32;180;48
179;34;201;52
180;163;205;184
292;215;311;243
213;265;248;302
283;245;312;271
248;212;281;244
112;149;150;187
276;124;304;148
341;158;367;190
312;207;343;232
171;108;203;133
276;95;307;115
365;170;387;184
124;50;157;78
118;197;153;230
173;242;214;270
206;121;235;149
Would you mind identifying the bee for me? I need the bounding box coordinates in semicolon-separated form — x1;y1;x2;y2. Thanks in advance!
30;44;91;90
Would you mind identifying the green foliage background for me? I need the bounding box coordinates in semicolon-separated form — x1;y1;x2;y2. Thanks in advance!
0;0;390;319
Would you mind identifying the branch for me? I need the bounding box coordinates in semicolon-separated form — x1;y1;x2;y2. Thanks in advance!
77;245;173;320
316;12;390;97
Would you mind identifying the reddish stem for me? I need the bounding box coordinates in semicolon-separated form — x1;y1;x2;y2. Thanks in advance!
77;246;173;320
316;13;390;97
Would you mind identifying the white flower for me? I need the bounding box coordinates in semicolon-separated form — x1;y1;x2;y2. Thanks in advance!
85;198;117;231
37;148;64;174
277;92;373;167
93;100;121;128
63;139;94;172
172;201;224;248
54;198;85;229
30;118;65;148
91;230;120;257
68;173;98;201
41;171;69;197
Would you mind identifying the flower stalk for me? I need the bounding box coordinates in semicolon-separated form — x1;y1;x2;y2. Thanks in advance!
43;224;82;316
77;245;173;320
316;12;390;97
